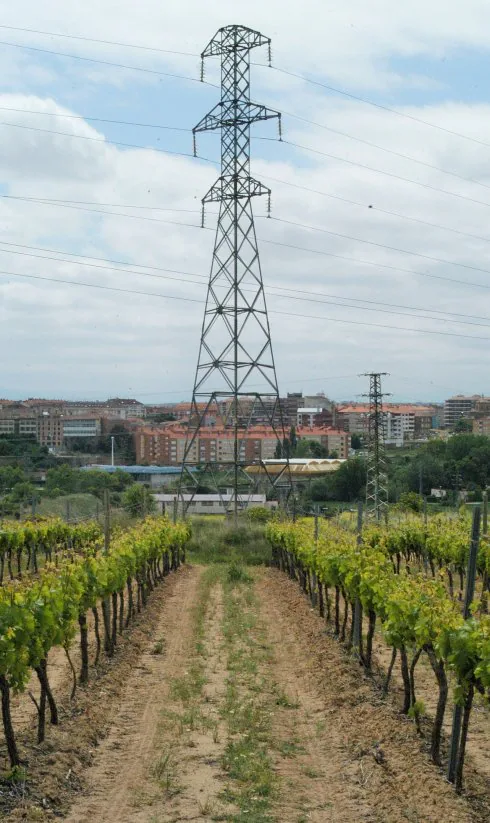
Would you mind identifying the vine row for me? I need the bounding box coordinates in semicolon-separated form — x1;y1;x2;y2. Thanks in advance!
266;518;490;792
0;516;190;767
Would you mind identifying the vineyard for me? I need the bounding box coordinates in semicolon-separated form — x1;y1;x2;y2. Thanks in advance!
0;512;489;822
266;512;490;792
0;516;190;770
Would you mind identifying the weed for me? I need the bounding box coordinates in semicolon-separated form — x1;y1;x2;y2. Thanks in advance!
198;795;215;815
274;687;300;709
227;561;252;585
187;519;272;566
315;719;327;736
302;765;323;779
151;637;165;655
3;766;27;785
276;738;305;758
217;575;277;822
152;750;172;781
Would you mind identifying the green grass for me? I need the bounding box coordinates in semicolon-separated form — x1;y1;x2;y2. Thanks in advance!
187;518;272;566
29;492;100;521
218;570;277;822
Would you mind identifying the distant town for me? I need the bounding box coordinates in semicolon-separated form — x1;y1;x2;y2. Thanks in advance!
0;392;485;466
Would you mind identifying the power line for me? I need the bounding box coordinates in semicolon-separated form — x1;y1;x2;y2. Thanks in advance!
256;63;490;151
277;110;490;194
1;193;205;227
4;21;490;151
4;115;490;255
4;113;490;218
262;235;490;291
0;23;198;57
4;108;490;245
3;103;488;201
1;266;490;342
266;215;490;280
257;136;490;212
4;113;490;228
5;102;490;208
2;241;490;329
261;174;490;248
8;169;490;252
0;105;191;131
4;113;490;224
1;239;490;326
1;194;202;213
3;195;490;292
0;39;216;87
0;120;215;165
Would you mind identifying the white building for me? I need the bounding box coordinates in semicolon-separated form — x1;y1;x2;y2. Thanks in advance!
154;493;269;516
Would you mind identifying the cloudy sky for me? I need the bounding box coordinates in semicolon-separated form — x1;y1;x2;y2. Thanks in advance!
1;1;490;403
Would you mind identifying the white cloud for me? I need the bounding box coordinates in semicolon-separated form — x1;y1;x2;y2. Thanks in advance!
1;6;490;401
3;1;490;88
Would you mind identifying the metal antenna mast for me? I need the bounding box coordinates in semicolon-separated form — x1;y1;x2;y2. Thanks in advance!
361;372;390;521
179;24;290;523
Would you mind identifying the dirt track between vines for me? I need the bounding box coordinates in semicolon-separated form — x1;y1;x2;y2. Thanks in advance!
6;564;489;823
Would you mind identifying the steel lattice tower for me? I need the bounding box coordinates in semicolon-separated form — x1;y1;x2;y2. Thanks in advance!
179;24;291;521
362;372;390;522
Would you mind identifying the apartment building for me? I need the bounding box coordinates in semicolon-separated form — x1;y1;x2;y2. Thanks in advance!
62;417;102;439
473;417;490;436
63;398;146;419
37;414;64;448
297;407;333;428
337;404;434;443
136;424;281;466
296;426;350;458
336;404;370;435
443;395;487;428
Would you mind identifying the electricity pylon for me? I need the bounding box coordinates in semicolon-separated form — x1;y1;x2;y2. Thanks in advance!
179;25;291;523
361;372;390;521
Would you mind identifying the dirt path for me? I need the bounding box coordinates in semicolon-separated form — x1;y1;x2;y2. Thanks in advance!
64;566;204;823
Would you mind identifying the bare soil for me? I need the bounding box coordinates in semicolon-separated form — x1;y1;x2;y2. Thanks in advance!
64;566;203;823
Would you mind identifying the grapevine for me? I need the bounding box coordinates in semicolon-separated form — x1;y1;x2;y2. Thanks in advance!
0;516;190;766
266;517;489;785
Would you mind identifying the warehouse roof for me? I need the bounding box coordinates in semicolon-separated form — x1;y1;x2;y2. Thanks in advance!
80;464;195;475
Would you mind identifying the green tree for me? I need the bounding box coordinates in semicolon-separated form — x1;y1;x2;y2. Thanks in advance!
45;464;79;496
331;457;366;501
0;466;25;492
351;433;362;450
397;491;424;512
121;484;156;516
148;413;176;423
10;482;40;505
310;441;328;458
309;477;335;502
453;418;472;433
295;439;313;457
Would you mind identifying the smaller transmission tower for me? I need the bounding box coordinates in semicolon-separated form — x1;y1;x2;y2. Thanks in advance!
361;372;390;522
